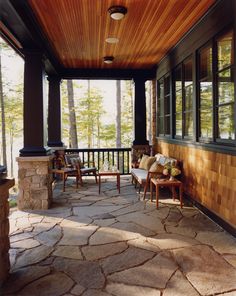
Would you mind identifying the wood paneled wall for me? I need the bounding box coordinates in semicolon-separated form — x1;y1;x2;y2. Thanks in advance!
156;141;236;228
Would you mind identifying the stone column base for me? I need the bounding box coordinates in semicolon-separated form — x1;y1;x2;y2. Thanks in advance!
0;178;15;287
16;156;53;210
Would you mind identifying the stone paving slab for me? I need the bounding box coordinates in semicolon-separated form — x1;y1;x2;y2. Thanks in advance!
19;272;74;296
53;257;105;289
172;245;236;295
53;245;83;260
106;283;161;296
2;177;236;296
1;266;50;294
196;231;236;254
147;233;199;250
13;245;54;270
89;226;140;245
108;251;178;289
101;246;155;275
163;270;199;296
82;242;127;261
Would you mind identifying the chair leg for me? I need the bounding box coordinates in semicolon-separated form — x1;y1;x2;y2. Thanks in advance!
138;183;142;193
144;182;148;200
76;174;79;189
63;172;66;192
94;172;98;183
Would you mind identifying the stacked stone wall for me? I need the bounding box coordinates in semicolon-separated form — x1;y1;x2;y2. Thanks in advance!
0;179;14;286
17;156;53;210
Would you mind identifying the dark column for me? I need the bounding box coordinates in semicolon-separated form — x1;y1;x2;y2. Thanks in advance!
47;76;63;147
20;52;50;156
133;78;149;145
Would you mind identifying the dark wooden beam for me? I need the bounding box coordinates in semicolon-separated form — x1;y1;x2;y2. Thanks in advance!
1;0;62;75
61;67;156;80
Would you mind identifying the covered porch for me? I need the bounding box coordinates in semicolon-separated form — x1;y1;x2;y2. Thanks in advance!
2;176;236;296
0;0;236;293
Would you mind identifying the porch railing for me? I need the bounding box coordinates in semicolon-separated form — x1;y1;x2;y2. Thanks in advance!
65;148;132;175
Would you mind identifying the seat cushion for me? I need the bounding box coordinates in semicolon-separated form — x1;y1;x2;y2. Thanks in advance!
131;168;148;184
81;167;97;174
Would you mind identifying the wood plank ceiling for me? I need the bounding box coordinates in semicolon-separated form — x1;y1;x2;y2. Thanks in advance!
28;0;216;69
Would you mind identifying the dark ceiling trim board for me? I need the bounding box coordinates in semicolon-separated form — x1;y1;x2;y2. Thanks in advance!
7;0;62;75
61;68;157;80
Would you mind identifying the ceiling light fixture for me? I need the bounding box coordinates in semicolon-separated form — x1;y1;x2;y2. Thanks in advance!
108;6;127;20
103;56;114;64
105;37;119;44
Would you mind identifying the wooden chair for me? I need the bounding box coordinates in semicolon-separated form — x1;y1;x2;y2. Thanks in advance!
65;153;97;186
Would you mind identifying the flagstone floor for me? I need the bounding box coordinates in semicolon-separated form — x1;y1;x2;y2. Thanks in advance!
1;176;236;296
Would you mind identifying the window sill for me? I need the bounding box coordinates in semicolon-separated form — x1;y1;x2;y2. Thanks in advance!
156;137;236;156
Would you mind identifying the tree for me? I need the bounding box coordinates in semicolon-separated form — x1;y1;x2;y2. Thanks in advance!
4;85;23;176
67;80;78;148
0;41;7;166
121;80;134;147
116;80;121;148
77;85;105;148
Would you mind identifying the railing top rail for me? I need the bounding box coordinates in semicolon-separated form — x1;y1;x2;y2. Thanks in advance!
66;148;131;153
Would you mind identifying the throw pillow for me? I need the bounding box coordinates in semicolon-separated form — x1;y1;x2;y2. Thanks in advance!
143;156;156;171
149;162;164;173
139;154;149;169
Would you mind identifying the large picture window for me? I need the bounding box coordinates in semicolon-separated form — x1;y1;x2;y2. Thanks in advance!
157;74;170;136
157;27;235;150
174;66;182;137
173;57;193;139
183;58;193;138
198;44;213;140
197;28;235;143
216;29;235;141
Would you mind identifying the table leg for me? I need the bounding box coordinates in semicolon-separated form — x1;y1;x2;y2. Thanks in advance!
150;180;153;202
172;186;176;201
63;172;66;192
117;174;120;194
179;183;183;208
156;184;159;209
99;175;101;194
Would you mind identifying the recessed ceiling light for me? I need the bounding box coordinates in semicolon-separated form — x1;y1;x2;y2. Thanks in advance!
105;37;119;44
108;6;127;20
103;56;114;64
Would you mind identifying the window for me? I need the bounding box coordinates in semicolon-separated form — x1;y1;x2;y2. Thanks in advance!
183;58;193;138
216;29;235;141
198;44;213;140
174;67;182;137
197;28;235;143
173;57;193;139
157;74;171;136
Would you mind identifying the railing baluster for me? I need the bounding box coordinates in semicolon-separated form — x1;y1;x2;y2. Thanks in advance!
122;151;125;174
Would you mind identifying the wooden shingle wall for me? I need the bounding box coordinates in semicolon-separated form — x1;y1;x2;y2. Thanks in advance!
156;141;236;227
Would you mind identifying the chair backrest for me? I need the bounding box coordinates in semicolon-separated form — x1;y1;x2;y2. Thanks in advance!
65;154;82;167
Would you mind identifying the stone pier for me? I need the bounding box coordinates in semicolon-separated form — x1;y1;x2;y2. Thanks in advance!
0;178;15;287
17;156;53;210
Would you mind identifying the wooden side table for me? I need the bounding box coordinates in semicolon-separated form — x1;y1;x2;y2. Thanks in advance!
51;167;79;192
98;170;120;194
150;177;183;208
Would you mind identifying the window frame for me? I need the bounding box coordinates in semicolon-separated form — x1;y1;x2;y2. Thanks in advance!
157;73;171;138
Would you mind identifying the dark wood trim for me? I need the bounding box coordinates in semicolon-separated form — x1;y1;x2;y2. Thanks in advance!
61;68;156;80
5;0;62;75
157;137;236;156
185;194;236;237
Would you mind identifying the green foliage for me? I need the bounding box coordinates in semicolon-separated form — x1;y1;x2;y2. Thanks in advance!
61;79;134;148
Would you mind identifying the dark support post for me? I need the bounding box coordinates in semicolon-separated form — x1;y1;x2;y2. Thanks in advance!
47;76;63;147
133;78;149;145
20;52;50;156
